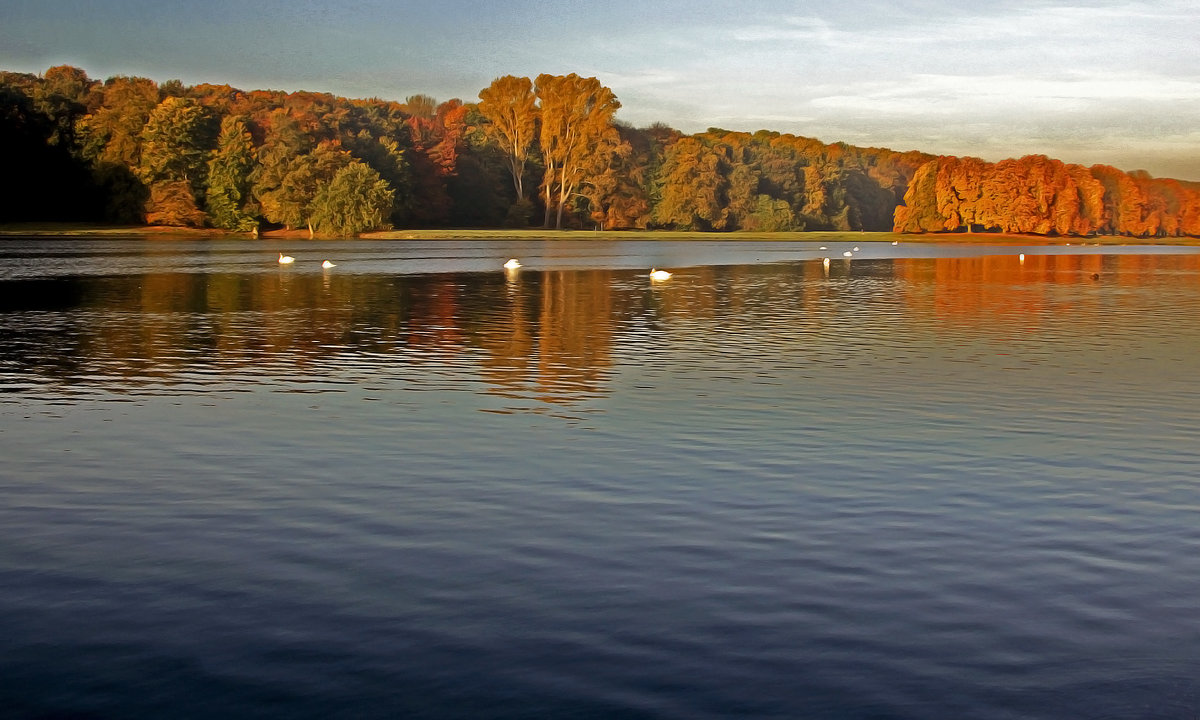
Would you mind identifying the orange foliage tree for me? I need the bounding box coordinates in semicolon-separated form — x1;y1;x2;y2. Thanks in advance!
535;73;621;229
894;154;1197;237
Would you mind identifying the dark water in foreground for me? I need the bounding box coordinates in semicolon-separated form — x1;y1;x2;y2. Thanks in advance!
2;237;1199;719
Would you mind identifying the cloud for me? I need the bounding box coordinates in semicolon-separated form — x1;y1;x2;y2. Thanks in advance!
730;16;839;45
810;72;1200;114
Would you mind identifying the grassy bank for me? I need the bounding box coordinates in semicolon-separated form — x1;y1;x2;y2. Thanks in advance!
2;223;1195;246
363;228;1189;246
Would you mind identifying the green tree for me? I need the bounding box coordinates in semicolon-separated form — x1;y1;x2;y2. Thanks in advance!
206;115;259;231
250;109;313;213
309;161;395;236
138;96;217;226
256;141;352;236
139;96;215;189
343;130;414;226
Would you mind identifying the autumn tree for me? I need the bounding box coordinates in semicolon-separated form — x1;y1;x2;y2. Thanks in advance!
32;65;95;148
573;123;656;229
477;75;538;205
897;154;1127;236
893;158;946;232
75;75;160;221
403;94;438;121
76;75;160;169
145;180;206;226
652;136;730;230
400;95;454;226
1090;165;1146;236
535;73;621;229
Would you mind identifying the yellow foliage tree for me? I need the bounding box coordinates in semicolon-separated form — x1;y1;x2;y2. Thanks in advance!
535;74;621;229
477;75;538;203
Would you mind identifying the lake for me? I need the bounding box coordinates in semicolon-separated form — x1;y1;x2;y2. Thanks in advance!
2;235;1199;719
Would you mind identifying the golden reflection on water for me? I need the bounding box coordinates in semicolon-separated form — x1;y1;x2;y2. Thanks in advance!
4;253;1198;404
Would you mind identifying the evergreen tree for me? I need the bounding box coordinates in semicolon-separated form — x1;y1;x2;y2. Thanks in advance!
206;115;258;231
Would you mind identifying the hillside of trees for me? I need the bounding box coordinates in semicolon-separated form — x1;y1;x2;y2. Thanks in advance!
2;65;1198;237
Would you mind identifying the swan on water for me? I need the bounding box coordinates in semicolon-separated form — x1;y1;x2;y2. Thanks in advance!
278;253;295;264
322;260;336;268
650;268;672;281
843;251;854;258
504;258;521;269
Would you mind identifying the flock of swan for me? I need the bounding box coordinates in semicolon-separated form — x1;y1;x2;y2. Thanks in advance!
278;244;916;278
279;253;677;281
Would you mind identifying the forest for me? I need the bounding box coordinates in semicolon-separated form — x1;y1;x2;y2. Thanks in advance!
2;65;1198;237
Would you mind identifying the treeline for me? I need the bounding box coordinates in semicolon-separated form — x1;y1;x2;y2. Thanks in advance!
1;66;495;234
2;65;1197;237
895;154;1200;237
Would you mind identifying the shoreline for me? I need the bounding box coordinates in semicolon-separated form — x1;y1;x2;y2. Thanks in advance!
0;223;1197;246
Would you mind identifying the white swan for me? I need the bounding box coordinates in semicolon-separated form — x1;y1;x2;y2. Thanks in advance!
322;260;336;268
504;258;521;270
650;268;672;281
278;253;295;264
842;251;854;258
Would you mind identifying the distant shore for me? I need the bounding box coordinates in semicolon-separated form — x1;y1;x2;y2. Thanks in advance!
1;223;1196;246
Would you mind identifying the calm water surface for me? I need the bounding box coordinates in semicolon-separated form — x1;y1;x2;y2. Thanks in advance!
2;236;1199;719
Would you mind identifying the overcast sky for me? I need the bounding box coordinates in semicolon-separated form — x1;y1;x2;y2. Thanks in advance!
3;0;1198;179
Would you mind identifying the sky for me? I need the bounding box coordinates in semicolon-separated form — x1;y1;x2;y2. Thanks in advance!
3;0;1198;180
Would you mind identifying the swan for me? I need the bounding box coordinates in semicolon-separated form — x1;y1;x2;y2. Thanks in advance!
322;260;336;268
842;251;853;257
278;253;295;264
504;258;521;269
650;268;672;281
852;246;860;252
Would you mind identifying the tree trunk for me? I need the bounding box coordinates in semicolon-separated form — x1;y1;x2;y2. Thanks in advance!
555;167;570;230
